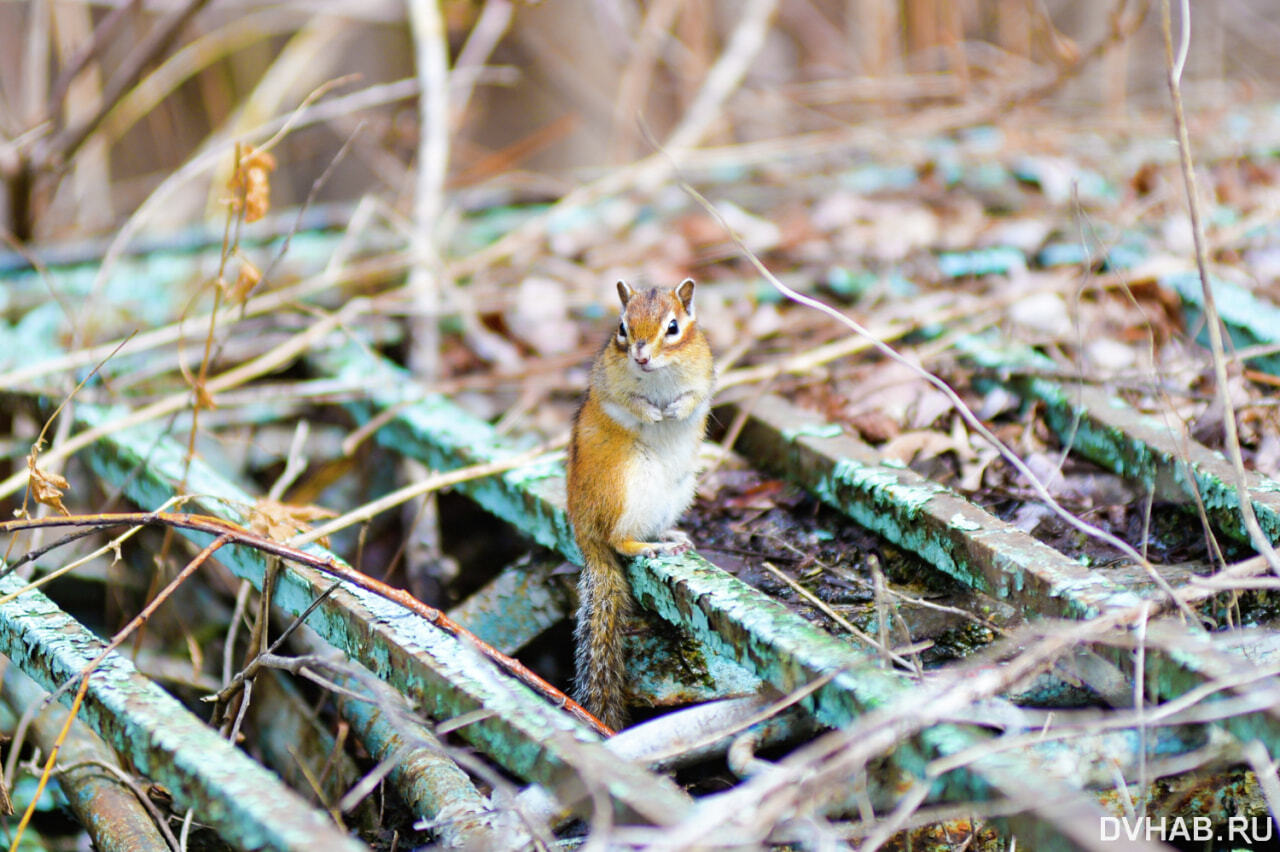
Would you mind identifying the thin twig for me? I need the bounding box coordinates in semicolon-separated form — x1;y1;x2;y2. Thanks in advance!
35;0;212;171
82;78;417;318
290;444;564;548
448;0;777;280
402;0;453;576
450;0;513;131
663;0;778;153
56;758;182;852
759;561;908;667
1157;0;1280;574
0;510;612;737
9;676;91;850
0;298;370;500
48;532;233;707
0;494;185;591
211;581;342;706
669;170;1198;621
45;0;141;122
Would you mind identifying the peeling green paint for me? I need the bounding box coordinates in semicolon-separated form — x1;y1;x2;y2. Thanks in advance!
448;557;570;654
1136;623;1280;755
71;402;693;823
729;395;1145;620
1167;272;1280;377
957;334;1280;545
0;573;365;852
292;641;507;847
937;246;1027;278
503;455;565;486
306;344;1126;848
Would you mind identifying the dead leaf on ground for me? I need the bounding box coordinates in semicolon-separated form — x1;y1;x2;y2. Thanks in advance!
249;498;337;546
847;410;900;443
721;479;789;511
880;430;964;466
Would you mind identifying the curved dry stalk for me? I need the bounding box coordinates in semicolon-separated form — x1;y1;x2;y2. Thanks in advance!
98;8;308;145
6;526;232;852
9;674;91;851
0;251;408;393
0;510;612;737
612;0;682;162
451;0;777;280
450;0;514;131
34;0;213;173
0;298;369;500
80;77;417;327
202;19;359;217
676;173;1196;620
663;0;777;154
1158;0;1280;575
290;444;564;548
0;494;189;599
45;0;141;121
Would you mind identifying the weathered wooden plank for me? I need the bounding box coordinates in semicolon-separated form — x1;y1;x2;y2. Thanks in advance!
958;334;1280;545
74;402;694;825
725;394;1146;618
448;557;764;705
309;343;1160;850
0;572;367;852
288;632;518;847
3;666;171;852
727;353;1280;764
447;556;569;655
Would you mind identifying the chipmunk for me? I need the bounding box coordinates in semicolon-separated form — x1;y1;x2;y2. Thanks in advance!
566;279;715;731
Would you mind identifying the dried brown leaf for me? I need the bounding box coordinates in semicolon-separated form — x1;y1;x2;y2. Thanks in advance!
27;452;70;516
229;146;277;223
847;410;900;443
249;498;337;546
227;259;261;305
880;430;962;466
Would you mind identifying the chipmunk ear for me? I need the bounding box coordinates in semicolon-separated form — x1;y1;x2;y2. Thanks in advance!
676;278;695;313
617;280;635;306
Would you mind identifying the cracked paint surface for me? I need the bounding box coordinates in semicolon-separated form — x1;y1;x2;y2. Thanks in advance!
0;574;363;852
731;394;1144;619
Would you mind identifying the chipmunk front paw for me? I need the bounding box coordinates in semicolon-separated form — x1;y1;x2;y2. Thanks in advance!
638;530;693;558
631;396;665;423
662;393;696;420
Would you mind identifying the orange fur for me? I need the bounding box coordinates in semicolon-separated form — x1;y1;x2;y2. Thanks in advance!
566;279;714;730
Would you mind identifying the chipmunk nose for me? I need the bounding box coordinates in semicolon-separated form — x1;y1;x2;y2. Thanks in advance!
633;342;649;364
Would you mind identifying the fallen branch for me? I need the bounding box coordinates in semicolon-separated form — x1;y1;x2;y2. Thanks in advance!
0;510;612;737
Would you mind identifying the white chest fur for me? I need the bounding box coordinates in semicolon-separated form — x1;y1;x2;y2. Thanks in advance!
596;358;711;541
601;394;708;542
614;413;705;541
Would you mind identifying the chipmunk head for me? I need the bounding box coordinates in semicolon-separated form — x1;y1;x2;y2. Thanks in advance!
614;279;698;373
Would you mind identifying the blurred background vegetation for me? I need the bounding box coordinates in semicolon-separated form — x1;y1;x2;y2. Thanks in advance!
2;0;1275;247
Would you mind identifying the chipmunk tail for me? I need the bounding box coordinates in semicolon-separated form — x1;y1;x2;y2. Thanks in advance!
574;537;631;731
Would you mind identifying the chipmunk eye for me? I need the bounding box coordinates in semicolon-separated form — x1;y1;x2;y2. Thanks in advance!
666;319;679;336
617;321;627;339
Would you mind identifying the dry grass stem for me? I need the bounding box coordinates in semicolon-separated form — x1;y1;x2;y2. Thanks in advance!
0;299;369;500
1158;0;1280;574
289;444;564;548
